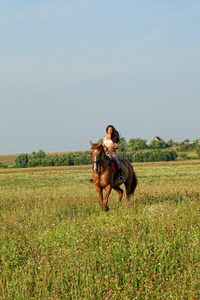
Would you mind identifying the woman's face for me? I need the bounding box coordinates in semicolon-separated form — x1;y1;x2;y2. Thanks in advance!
107;126;113;135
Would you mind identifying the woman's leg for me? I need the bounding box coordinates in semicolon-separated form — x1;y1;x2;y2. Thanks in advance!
110;152;125;183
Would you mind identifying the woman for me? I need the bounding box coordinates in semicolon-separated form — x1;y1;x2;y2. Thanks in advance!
102;125;125;183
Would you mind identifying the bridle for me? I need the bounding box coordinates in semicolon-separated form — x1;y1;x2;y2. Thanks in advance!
91;147;106;172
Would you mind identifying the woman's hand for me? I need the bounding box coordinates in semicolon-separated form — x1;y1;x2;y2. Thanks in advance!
104;146;113;151
107;146;113;151
107;145;118;151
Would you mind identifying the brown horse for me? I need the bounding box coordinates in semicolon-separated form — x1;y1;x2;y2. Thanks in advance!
90;141;137;211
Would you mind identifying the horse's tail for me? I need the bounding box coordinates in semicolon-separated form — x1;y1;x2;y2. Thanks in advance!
130;166;137;195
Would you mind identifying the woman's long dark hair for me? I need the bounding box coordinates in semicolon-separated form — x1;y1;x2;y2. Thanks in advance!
106;125;120;143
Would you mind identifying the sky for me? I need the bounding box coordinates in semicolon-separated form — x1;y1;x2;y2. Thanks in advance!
1;0;200;154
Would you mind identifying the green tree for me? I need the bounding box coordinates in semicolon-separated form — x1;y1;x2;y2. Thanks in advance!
196;147;200;157
0;162;8;168
150;139;166;149
31;151;37;159
14;154;29;168
127;138;148;152
74;152;91;165
27;158;42;167
150;140;160;149
117;137;127;152
167;139;175;147
53;154;70;166
36;150;46;159
195;140;200;157
42;156;54;167
29;150;46;160
132;149;177;162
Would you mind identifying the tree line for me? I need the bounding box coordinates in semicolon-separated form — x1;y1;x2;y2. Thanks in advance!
14;150;92;168
10;137;200;168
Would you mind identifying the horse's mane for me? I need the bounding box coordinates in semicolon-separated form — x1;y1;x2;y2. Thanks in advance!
91;143;104;151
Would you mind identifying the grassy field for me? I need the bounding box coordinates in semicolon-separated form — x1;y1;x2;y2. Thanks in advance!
0;154;18;167
176;149;199;160
0;161;200;299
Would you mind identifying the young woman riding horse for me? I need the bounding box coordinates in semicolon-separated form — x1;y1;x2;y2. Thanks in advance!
90;125;137;211
103;125;125;183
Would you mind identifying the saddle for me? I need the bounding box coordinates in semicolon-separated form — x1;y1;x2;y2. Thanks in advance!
108;157;117;174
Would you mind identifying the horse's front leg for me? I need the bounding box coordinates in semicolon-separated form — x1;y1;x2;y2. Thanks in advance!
102;185;112;211
95;185;103;209
113;186;123;208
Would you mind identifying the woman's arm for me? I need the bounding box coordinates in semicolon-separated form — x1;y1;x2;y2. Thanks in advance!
112;142;119;150
106;142;118;151
103;137;118;151
102;137;107;151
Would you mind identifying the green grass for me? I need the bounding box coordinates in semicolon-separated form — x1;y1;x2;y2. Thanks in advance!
0;161;200;299
176;149;199;160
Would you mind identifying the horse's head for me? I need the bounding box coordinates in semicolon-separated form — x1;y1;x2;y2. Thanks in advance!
90;141;105;171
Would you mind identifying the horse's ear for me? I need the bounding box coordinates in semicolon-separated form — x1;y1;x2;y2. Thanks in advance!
97;142;101;147
90;141;93;147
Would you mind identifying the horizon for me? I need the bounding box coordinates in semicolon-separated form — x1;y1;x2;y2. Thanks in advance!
0;135;199;155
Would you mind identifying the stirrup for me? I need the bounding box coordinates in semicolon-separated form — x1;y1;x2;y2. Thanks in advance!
118;175;125;183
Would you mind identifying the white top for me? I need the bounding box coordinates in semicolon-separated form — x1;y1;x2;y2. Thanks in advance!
104;136;115;147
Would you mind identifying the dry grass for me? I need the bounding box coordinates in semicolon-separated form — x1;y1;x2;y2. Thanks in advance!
0;154;19;167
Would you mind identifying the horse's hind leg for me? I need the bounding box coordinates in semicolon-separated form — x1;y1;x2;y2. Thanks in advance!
125;177;133;204
113;186;123;208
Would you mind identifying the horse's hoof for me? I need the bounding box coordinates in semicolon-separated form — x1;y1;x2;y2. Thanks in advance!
102;204;109;212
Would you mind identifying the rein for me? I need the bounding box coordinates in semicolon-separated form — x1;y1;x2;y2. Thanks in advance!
95;163;111;175
92;150;111;175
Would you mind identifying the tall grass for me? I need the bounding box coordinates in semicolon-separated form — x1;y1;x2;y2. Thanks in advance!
0;161;200;299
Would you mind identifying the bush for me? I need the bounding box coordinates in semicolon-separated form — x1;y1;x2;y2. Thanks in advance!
74;152;92;165
53;154;70;166
0;162;8;168
164;149;177;161
132;151;145;162
116;150;133;162
13;147;178;168
27;158;43;167
42;157;54;167
132;149;177;163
